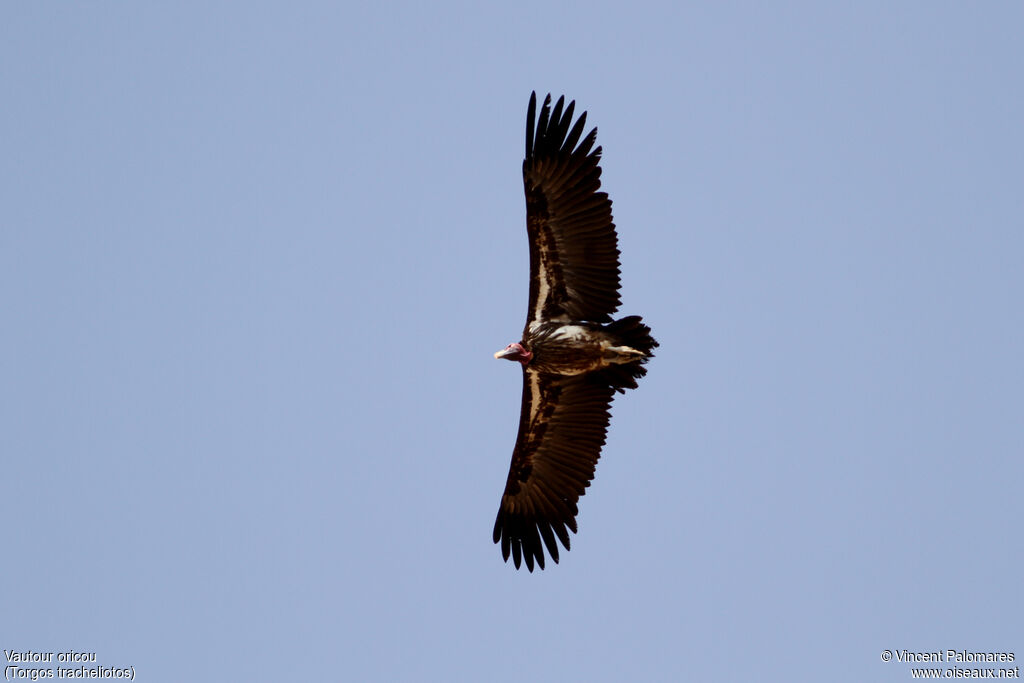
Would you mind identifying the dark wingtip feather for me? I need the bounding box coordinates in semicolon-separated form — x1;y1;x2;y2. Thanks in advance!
552;521;572;551
526;92;537;158
527;524;544;570
539;524;560;564
535;94;553;156
549;96;565;135
563;110;587;153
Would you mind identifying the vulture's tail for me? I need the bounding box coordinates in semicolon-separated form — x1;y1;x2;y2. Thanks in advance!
598;316;658;393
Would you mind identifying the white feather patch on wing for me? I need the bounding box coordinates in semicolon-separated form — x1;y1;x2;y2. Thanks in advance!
526;369;542;428
551;324;589;341
530;243;552;327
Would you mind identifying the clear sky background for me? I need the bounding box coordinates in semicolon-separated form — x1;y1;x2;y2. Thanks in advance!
3;3;1022;682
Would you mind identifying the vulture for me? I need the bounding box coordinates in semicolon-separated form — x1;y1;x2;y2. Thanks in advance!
492;92;657;571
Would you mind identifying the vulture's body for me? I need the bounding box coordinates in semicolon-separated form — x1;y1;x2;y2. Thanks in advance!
493;93;657;571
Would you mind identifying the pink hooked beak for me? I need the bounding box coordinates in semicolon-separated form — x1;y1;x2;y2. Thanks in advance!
494;342;532;364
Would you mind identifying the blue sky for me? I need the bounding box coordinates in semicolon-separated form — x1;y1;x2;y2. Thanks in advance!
2;3;1022;681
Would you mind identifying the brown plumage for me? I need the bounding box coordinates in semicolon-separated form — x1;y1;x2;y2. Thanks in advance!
492;93;658;571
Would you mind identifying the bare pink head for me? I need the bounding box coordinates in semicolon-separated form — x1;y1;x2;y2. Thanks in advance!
493;342;533;365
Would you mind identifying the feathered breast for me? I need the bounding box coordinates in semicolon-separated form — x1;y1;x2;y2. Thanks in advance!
525;322;607;376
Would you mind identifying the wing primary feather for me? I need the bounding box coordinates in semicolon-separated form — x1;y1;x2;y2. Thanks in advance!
548;96;565;143
559;101;577;147
572;129;599;160
538;523;560;564
527;523;544;571
526;91;537;158
511;533;523;569
562;111;588;154
549;97;574;152
535;94;553;154
552;521;572;550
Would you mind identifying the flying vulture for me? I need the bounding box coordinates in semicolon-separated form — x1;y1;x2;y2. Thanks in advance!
492;92;657;571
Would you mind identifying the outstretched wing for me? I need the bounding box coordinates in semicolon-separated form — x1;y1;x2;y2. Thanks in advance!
523;92;621;332
493;368;617;571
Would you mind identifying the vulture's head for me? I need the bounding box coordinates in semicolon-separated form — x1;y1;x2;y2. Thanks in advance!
494;342;533;365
